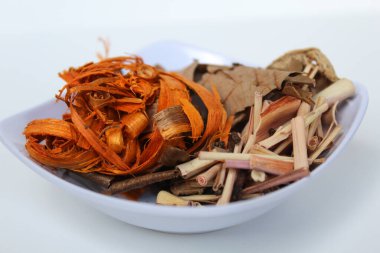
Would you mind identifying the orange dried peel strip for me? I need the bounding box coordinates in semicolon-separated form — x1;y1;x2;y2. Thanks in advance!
24;55;225;175
70;104;130;170
179;98;204;141
167;73;225;152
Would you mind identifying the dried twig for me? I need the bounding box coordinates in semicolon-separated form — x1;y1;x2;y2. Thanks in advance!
104;170;179;195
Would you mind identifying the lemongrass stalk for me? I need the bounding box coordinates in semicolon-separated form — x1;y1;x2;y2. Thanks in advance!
156;191;200;206
176;158;218;179
314;78;356;106
217;145;241;205
291;116;309;170
196;163;222;186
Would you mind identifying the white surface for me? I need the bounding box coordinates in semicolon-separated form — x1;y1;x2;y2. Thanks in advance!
1;0;380;251
0;41;368;233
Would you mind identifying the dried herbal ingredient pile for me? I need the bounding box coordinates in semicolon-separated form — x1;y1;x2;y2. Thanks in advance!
24;48;356;206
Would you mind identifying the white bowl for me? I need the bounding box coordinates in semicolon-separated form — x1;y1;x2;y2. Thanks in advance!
0;41;368;233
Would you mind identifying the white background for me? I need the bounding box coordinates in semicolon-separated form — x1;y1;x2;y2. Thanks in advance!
1;0;379;252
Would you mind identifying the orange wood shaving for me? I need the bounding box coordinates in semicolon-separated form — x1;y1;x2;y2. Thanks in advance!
167;73;226;152
179;98;204;141
24;55;226;175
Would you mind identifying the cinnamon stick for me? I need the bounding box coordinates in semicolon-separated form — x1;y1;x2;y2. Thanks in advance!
104;170;179;195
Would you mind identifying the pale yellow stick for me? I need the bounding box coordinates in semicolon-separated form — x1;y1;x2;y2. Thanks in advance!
176;158;218;179
314;78;356;106
213;163;227;192
217;145;241;205
196;163;222;186
250;92;266;182
291;116;309;170
156;191;200;206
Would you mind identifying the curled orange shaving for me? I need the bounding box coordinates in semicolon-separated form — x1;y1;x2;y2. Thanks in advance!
24;55;227;175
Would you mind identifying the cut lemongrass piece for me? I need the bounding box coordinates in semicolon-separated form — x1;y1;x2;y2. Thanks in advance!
156;191;200;206
291;116;309;171
199;151;251;161
225;154;293;175
297;102;311;138
196;163;222;186
213;163;227;192
253;91;263;134
217;145;241;205
249;92;266;180
176;158;218;179
314;78;356;106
